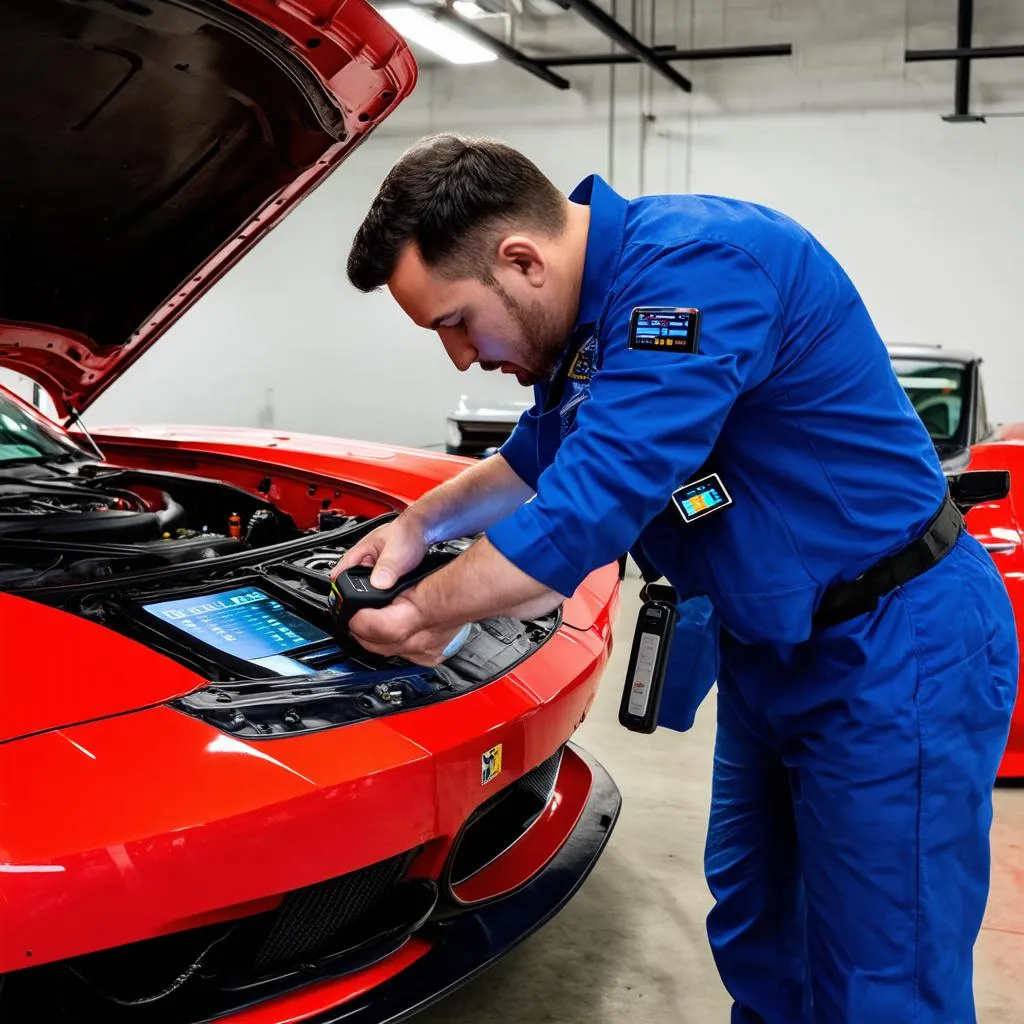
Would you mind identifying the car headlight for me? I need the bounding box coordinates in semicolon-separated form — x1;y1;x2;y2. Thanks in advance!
446;419;463;449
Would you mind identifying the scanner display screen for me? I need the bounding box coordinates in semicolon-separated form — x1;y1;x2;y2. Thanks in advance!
143;586;330;661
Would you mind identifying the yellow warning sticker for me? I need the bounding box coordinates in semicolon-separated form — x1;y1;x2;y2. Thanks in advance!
481;744;503;785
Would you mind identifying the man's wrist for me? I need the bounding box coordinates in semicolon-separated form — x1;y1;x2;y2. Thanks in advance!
402;581;452;633
403;504;437;544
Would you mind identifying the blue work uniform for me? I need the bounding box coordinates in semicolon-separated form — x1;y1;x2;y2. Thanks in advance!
486;175;1018;1022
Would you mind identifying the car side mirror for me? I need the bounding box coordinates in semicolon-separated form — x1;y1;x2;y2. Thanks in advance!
948;470;1010;513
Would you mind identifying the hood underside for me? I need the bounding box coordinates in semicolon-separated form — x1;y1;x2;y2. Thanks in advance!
0;0;415;419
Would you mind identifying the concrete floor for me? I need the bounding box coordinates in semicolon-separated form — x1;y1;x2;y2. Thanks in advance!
418;583;1024;1023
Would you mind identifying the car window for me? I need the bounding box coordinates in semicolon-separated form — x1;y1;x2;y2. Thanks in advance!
891;359;967;447
0;392;81;463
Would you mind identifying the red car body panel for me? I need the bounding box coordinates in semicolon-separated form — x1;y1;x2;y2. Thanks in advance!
0;423;619;975
959;433;1024;778
0;590;206;741
0;3;623;1018
0;660;605;966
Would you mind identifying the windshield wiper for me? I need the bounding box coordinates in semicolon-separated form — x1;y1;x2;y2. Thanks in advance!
0;452;85;469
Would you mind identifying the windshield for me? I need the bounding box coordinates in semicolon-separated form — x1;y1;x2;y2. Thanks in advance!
891;359;968;447
0;392;82;464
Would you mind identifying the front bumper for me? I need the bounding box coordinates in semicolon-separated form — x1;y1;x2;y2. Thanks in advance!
228;744;620;1024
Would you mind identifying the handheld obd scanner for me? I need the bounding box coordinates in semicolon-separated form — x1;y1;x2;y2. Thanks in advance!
328;549;470;655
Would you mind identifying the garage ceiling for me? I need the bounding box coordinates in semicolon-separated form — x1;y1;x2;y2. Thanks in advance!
375;0;1024;119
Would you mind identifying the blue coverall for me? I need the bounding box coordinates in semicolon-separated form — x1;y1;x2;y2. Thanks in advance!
486;175;1018;1022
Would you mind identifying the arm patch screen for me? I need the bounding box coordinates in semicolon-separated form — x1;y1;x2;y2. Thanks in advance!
628;307;701;353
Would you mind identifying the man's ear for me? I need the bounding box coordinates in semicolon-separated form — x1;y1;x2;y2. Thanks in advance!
497;235;547;286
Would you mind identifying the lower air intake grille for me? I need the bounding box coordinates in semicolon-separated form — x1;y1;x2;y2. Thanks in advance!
2;850;431;1024
253;852;409;967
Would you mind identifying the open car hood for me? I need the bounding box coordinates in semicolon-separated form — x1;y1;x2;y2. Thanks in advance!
0;0;415;421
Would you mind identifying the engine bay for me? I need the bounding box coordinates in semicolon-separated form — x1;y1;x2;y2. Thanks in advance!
3;457;559;738
0;462;304;588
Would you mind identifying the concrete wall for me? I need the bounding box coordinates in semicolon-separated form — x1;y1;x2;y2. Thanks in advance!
86;0;1024;446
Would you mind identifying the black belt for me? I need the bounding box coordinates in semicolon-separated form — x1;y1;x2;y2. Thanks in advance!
813;494;964;629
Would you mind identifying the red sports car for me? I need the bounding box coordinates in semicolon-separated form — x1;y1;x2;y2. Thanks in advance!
0;1;621;1021
889;346;1024;778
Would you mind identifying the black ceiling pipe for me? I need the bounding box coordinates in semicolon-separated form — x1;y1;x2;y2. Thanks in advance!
555;0;693;93
905;44;1024;61
432;6;572;90
541;43;793;67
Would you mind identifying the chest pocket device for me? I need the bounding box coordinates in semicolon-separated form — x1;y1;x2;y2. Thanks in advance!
671;473;732;523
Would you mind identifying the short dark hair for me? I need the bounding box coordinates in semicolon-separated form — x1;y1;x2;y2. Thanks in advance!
347;134;567;292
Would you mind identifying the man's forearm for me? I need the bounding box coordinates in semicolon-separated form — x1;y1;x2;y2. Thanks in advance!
408;535;563;632
408;454;534;543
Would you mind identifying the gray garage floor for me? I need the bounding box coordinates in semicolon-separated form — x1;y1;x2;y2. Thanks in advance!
417;583;1024;1023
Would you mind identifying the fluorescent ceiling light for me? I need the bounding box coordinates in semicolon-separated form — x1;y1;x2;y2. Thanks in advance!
378;6;499;64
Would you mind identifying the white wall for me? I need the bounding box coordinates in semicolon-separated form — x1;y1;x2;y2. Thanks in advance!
89;0;1024;444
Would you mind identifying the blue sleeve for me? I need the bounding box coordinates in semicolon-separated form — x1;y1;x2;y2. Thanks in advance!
497;403;540;490
486;241;784;595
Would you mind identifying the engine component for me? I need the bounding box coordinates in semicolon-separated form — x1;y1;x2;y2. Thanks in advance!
318;509;357;532
0;481;184;543
0;465;298;589
136;534;242;564
445;618;534;681
293;551;339;575
245;509;279;547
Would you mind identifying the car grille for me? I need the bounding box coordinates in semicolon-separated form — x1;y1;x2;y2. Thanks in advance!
448;747;564;889
253;852;408;967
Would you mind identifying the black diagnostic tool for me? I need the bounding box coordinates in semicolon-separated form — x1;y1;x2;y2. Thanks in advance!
328;549;462;637
618;583;679;734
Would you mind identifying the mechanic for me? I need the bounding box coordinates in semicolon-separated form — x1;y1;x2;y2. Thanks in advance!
336;134;1017;1022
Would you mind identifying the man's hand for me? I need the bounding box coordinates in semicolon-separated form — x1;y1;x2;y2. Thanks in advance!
331;514;428;590
342;537;563;664
347;594;463;667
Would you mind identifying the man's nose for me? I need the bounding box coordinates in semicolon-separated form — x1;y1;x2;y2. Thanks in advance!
440;333;477;372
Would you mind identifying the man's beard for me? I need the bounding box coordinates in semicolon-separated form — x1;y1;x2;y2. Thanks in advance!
490;281;567;383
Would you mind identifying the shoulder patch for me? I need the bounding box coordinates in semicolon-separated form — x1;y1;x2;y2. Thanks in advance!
567;336;596;382
628;307;701;353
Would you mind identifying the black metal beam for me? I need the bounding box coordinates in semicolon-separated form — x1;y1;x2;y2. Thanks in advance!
905;44;1024;61
432;6;572;90
555;0;693;93
903;0;1003;121
540;43;793;67
953;0;974;117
